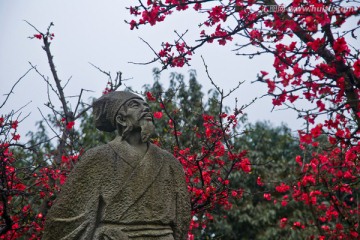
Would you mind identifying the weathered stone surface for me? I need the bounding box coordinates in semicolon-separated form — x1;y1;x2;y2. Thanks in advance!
43;91;190;240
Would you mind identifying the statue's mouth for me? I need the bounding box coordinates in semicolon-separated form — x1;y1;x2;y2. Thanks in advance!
140;112;153;121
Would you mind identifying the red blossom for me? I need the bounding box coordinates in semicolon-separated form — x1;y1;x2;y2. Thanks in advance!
22;205;31;214
231;190;238;197
129;20;137;30
153;111;163;119
275;183;290;193
350;231;359;238
12;134;20;141
33;34;42;39
249;29;263;44
256;176;264;186
188;233;195;240
316;100;325;112
15;183;26;191
287;94;299;103
59;174;67;185
146;91;156;101
61;155;70;164
210;24;233;46
333;37;350;55
335;223;343;230
280;218;287;228
66;121;75;130
11;120;18;129
176;42;186;53
207;6;227;25
266;79;276;93
193;2;201;11
205;128;211;138
140;6;166;26
170;56;187;67
263;193;271;201
301;175;316;186
353;59;360;78
306;38;324;51
260;70;269;76
310;124;323;138
239;158;251;173
167;119;174;128
292;221;305;229
328;136;337;145
299;132;312;144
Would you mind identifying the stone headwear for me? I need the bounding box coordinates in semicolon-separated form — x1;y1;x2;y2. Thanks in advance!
93;91;143;132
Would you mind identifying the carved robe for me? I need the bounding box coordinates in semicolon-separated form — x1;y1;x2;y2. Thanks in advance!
43;137;190;240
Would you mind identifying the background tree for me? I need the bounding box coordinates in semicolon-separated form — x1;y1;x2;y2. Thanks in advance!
128;0;360;238
205;122;304;239
0;23;122;239
1;23;251;239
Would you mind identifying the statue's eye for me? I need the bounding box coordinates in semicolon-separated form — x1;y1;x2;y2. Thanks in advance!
128;102;139;108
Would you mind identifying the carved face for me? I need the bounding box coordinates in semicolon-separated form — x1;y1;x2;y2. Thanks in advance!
116;98;155;142
124;99;153;126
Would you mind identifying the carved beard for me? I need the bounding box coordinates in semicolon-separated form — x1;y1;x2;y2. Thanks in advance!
122;118;155;143
139;118;155;143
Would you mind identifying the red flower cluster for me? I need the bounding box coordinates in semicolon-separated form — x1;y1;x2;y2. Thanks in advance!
34;34;42;39
165;111;248;233
153;111;163;119
205;6;227;26
66;121;75;130
1;107;82;238
146;91;156;101
275;183;290;193
127;0;360;237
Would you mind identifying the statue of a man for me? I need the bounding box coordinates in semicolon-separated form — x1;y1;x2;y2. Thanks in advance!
43;91;190;240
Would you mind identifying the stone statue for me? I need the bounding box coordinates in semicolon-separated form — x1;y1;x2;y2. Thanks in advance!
43;91;190;240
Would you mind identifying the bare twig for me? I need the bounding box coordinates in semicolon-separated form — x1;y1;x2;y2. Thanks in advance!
89;62;111;77
128;37;163;66
37;107;60;139
29;62;60;100
74;89;93;116
0;67;34;109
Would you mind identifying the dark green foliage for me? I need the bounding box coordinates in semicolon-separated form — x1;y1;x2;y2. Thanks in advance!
204;122;304;239
144;69;207;151
15;69;309;239
143;70;310;239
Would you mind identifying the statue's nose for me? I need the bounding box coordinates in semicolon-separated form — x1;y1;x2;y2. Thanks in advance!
143;104;150;112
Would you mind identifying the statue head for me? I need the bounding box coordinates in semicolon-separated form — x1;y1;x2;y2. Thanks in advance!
93;91;155;142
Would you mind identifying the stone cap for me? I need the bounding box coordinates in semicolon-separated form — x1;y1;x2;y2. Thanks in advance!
93;91;143;132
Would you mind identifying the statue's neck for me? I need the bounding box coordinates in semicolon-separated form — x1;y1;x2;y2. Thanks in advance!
123;131;149;156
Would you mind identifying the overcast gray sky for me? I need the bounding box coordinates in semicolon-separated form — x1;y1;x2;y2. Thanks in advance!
0;0;304;138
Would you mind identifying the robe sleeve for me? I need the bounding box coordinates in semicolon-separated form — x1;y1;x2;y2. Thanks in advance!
43;148;103;240
171;156;191;240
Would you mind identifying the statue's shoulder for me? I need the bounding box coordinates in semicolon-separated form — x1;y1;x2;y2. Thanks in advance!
77;143;114;166
84;143;113;156
151;144;183;170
